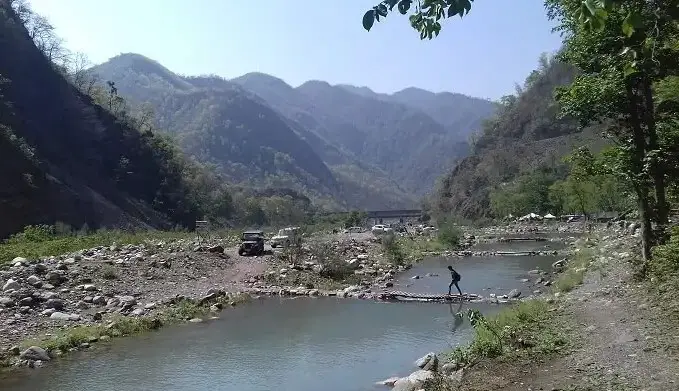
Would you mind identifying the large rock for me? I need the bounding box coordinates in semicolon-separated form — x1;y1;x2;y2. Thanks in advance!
415;352;438;371
45;298;65;310
20;346;51;361
392;378;417;391
0;297;16;307
393;370;435;391
50;312;79;321
26;275;42;287
45;271;67;285
2;278;20;292
508;289;522;298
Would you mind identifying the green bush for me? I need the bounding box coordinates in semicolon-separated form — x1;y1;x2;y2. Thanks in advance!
437;219;462;248
381;235;405;265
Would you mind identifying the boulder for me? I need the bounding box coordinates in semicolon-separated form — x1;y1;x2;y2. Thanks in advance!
2;279;20;292
415;352;438;371
26;275;42;287
508;289;522;298
376;377;400;387
20;346;51;361
45;298;65;310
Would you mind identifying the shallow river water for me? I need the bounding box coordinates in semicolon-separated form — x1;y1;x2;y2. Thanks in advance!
3;240;563;391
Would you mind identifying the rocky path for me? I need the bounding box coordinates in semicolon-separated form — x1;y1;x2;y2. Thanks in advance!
460;235;679;391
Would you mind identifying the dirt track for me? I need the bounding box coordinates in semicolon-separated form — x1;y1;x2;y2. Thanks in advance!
459;233;679;391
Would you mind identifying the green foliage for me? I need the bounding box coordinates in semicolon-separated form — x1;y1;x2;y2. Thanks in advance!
381;234;406;265
344;211;366;228
443;300;568;369
361;0;664;47
488;147;632;218
0;225;193;265
553;246;595;292
436;219;462;248
362;0;474;39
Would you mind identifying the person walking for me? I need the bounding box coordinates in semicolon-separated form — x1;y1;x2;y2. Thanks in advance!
447;265;462;296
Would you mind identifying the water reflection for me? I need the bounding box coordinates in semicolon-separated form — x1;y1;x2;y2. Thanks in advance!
448;302;464;334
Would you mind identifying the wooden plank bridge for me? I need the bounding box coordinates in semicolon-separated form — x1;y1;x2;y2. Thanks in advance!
379;291;484;303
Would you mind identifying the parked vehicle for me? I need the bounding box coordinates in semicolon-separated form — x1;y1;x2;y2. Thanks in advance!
343;226;365;233
238;230;265;256
371;224;393;236
270;227;302;248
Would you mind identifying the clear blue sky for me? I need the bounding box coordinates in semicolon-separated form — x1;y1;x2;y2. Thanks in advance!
28;0;563;100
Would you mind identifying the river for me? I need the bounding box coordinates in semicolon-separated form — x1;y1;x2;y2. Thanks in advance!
2;240;564;391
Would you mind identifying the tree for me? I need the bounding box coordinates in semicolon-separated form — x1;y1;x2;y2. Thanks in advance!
548;0;679;263
361;1;671;43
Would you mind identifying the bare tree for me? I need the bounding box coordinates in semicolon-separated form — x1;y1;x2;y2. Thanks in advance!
66;52;91;90
135;102;156;132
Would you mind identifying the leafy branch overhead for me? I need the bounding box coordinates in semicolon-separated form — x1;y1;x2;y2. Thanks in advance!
362;0;678;41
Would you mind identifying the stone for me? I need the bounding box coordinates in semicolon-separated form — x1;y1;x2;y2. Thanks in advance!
83;284;98;292
189;318;203;323
92;295;107;305
45;271;66;285
376;377;400;387
50;312;79;321
12;257;28;265
45;298;65;310
207;245;224;253
2;279;20;292
440;362;461;375
33;263;48;275
18;297;34;307
415;352;439;371
20;346;50;361
392;378;417;391
41;308;56;316
25;276;41;288
508;289;522;298
0;297;16;307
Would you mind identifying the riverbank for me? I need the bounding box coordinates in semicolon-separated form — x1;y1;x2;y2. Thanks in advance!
0;223;579;373
389;223;679;390
0;228;450;370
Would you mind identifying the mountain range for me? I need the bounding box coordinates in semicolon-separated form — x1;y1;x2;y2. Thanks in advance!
91;53;498;210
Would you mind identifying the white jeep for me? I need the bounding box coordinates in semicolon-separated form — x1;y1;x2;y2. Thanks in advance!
270;227;302;248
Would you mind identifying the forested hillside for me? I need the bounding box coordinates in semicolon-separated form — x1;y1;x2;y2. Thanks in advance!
0;2;203;238
232;73;494;194
92;54;418;210
433;55;607;219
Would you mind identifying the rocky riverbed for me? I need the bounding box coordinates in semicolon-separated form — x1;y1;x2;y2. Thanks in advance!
0;226;581;372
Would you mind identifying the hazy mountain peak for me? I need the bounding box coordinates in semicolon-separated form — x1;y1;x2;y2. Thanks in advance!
95;53;193;91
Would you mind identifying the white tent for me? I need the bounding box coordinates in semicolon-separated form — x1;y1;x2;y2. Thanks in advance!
519;213;542;221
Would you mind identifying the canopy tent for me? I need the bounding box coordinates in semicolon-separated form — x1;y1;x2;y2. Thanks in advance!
518;213;542;221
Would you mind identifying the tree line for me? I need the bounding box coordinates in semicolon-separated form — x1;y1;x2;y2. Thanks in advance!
5;0;316;231
362;0;679;270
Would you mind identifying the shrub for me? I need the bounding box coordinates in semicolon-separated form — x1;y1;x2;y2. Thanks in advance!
100;265;118;280
437;219;462;248
381;235;405;265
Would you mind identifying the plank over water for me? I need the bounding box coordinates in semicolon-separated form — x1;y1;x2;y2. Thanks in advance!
382;291;482;302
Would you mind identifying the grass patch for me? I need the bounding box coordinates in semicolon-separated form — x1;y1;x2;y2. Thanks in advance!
552;245;596;293
398;236;447;262
0;224;239;265
100;265;118;280
648;227;679;323
441;300;569;369
381;235;406;266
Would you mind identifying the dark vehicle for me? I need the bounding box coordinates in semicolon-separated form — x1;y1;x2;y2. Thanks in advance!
238;230;265;256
